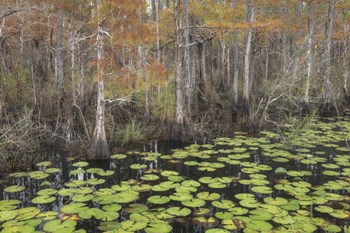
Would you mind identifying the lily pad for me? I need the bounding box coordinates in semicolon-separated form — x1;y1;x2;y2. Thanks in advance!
32;195;56;204
148;195;170;205
43;219;77;232
145;222;173;233
181;198;206;208
166;207;191;216
4;185;26;193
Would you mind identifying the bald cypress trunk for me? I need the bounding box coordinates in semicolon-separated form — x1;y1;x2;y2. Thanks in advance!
321;0;334;113
88;0;109;159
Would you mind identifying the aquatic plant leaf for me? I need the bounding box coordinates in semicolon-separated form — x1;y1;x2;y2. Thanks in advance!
249;209;273;221
229;207;249;215
315;205;334;213
193;216;218;227
263;197;288;206
29;171;49;180
212;200;235;209
246;220;273;231
329;209;349;219
102;204;122;212
16;207;41;221
181;180;201;187
113;191;139;203
194;208;211;216
148;195;170;205
36;161;53;167
60;203;88;214
98;221;121;231
175;185;197;193
197;192;220;201
9;172;28;178
32;195;56;204
72;194;94;202
239;199;260;208
234;193;255;200
95;211;119;221
78;208;104;219
111;154;127;159
205;228;229;233
323;224;342;233
275;167;288;174
45;168;60;173
120;220;147;231
169;192;193;201
37;188;57;196
273;216;295;225
208;182;227;189
141;174;159;181
0;210;18;222
4;185;26;193
111;184;131;192
130;163;147;170
251;186;272;194
72;161;89;167
132;184;152;192
36;211;58;220
43;219;77;232
58;188;76;196
64;180;86;188
215;211;233;220
0;200;21;211
181;198;206;208
145;222;173;233
86;178;105;185
166;207;191;216
97;170;114;176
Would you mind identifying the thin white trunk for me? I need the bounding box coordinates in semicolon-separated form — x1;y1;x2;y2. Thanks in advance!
305;1;313;104
243;2;255;105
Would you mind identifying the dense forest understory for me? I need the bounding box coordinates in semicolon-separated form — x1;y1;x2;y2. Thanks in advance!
0;0;349;172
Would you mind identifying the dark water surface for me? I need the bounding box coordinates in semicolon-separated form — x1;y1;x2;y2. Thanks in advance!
1;118;350;233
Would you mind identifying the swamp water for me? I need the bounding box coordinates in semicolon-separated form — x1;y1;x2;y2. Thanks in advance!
1;117;350;233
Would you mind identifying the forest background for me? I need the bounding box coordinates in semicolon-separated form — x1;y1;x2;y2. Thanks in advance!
0;0;349;171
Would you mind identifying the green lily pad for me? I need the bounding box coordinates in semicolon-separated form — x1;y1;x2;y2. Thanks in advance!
16;207;40;220
36;161;53;167
181;198;206;208
29;171;49;180
246;220;273;231
72;194;94;202
0;200;21;211
113;191;139;203
45;168;61;173
251;186;273;194
205;228;229;233
60;203;88;214
197;192;221;201
97;170;114;176
4;185;26;193
145;222;173;233
141;174;159;181
120;220;147;231
148;195;170;205
79;208;104;219
86;178;105;185
169;192;193;201
111;154;127;159
215;211;233;220
166;207;191;216
102;204;122;212
32;195;56;204
229;207;249;215
130;163;147;170
0;210;18;222
111;184;131;192
212;200;235;209
43;219;77;232
37;188;57;196
73;161;89;167
263;197;288;206
98;221;121;231
36;211;58;220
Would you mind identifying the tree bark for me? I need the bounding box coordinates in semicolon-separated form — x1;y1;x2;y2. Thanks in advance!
88;0;110;159
321;0;334;111
173;0;186;137
55;8;64;90
304;1;313;105
243;1;255;109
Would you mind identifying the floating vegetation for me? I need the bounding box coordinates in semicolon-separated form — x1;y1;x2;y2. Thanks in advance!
1;117;350;232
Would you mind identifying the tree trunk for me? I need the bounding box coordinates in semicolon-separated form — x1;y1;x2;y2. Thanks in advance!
304;1;313;106
243;1;255;110
173;0;186;137
321;0;334;112
88;0;110;159
55;8;64;90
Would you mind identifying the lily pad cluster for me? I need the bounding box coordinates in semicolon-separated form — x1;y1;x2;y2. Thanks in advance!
1;117;350;232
